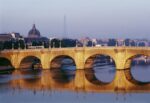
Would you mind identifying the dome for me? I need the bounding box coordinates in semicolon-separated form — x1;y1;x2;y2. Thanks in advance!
28;24;40;38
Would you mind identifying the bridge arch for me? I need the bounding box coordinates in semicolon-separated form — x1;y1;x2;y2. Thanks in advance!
124;54;150;83
84;53;116;69
50;55;76;70
125;53;150;69
0;55;11;62
84;53;116;84
124;69;150;85
85;52;115;62
85;69;112;85
0;57;13;68
19;55;42;70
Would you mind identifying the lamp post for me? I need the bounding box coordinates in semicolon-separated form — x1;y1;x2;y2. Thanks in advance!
18;42;20;50
53;42;55;48
59;39;61;48
12;42;14;50
123;41;125;47
92;40;94;47
115;40;118;47
136;42;138;47
49;38;51;49
23;39;26;49
18;38;20;50
129;42;131;47
83;39;86;48
42;42;44;49
76;40;78;48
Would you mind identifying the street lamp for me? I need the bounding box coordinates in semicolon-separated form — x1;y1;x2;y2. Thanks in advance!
42;42;44;49
53;42;55;48
92;40;94;47
83;39;86;47
23;38;26;49
49;38;52;49
115;41;118;47
18;38;21;50
12;42;14;50
18;42;20;50
129;42;131;47
123;41;125;47
76;40;78;47
59;39;61;48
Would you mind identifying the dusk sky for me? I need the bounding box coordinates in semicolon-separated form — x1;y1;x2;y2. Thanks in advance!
0;0;150;39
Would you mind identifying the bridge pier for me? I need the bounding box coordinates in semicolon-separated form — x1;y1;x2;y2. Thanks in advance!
124;59;132;69
114;70;127;91
11;55;20;69
114;51;127;70
76;63;85;70
115;62;126;70
41;53;50;69
74;70;85;89
75;49;85;70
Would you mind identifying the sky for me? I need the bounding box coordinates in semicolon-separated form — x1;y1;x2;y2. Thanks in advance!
0;0;150;39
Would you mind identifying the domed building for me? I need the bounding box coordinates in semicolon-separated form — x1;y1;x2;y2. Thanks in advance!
25;24;49;48
28;24;40;38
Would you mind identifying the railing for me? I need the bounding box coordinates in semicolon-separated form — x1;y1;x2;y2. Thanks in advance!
1;46;150;53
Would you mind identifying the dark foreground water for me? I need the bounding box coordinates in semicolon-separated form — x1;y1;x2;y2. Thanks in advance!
0;65;150;103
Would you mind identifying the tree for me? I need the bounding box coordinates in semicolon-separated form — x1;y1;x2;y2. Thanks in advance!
124;39;130;46
139;42;145;47
108;39;116;46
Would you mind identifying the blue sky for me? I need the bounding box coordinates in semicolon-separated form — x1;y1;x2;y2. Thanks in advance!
0;0;150;39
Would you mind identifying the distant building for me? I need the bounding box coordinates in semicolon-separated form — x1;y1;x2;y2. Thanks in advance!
25;24;49;47
28;24;41;38
0;32;23;50
0;34;12;42
11;32;22;39
0;32;22;42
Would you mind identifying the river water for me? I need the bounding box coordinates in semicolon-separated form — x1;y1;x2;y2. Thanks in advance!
0;65;150;103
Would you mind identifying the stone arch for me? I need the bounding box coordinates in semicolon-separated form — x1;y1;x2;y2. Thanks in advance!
50;55;76;69
84;53;116;85
0;57;13;68
124;69;150;85
19;55;42;69
0;55;11;62
125;53;149;69
124;53;150;84
84;53;116;69
85;69;111;85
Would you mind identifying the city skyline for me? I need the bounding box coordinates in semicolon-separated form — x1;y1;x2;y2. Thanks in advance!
0;0;150;39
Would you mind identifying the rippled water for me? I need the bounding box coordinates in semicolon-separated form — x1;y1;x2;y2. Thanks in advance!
0;65;150;103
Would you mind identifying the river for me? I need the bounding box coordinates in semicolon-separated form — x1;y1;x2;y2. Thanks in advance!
0;65;150;103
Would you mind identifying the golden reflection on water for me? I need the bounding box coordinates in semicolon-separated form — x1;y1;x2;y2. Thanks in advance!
2;68;149;93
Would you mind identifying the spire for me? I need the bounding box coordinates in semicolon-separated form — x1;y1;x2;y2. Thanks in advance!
33;24;36;29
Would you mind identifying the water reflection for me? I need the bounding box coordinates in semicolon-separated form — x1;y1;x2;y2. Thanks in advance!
93;65;116;83
0;74;12;84
20;69;41;83
0;66;150;103
0;69;150;92
131;65;150;82
50;68;75;83
124;69;150;85
85;69;112;85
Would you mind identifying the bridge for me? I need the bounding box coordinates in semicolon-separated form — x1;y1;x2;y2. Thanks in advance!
0;47;150;70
